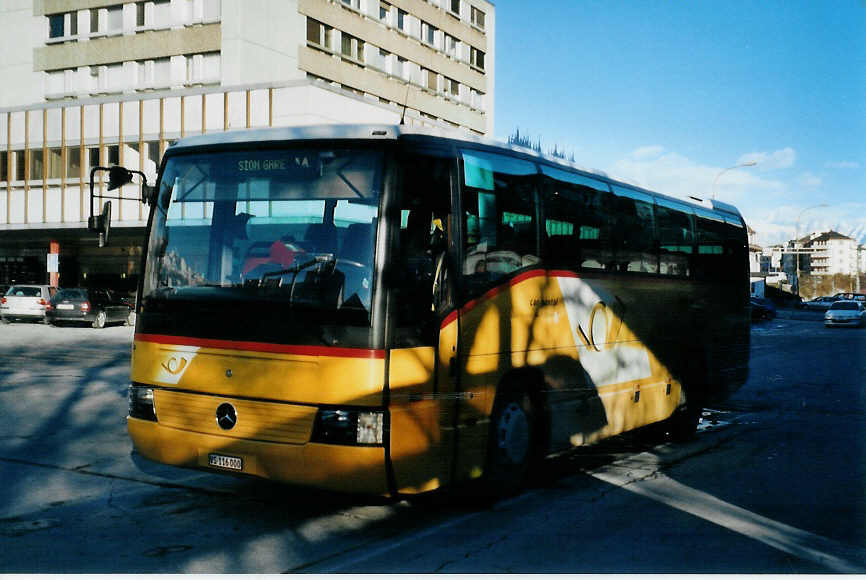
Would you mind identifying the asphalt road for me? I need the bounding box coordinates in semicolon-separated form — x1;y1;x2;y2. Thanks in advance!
0;313;864;573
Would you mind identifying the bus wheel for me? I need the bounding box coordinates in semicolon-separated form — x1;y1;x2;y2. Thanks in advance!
484;388;537;497
664;403;702;442
92;311;106;329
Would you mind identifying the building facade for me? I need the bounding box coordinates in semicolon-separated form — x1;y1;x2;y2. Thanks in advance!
794;231;859;276
0;0;495;288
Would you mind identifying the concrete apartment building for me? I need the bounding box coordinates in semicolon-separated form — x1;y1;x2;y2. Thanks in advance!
0;0;495;288
792;231;859;276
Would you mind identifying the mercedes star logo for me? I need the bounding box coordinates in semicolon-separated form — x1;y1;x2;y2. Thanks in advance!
216;403;238;430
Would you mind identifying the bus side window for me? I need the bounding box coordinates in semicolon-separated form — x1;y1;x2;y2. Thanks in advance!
461;150;538;295
656;200;695;277
611;186;657;274
539;166;613;272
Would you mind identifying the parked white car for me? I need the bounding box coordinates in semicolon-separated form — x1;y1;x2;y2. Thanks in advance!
0;285;57;323
824;300;866;328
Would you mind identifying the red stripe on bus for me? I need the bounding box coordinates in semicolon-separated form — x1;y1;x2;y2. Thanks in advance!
440;269;579;329
134;333;385;359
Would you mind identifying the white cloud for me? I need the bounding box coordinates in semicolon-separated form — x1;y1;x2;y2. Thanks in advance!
824;160;861;169
797;172;822;188
743;203;866;246
611;147;785;203
630;145;665;160
737;147;797;171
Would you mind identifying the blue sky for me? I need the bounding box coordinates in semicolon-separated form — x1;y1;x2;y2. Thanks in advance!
492;0;866;246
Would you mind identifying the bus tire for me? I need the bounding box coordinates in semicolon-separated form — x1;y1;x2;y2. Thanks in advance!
664;403;702;442
484;386;537;497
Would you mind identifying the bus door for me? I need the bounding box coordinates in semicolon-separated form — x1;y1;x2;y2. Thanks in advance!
387;151;460;495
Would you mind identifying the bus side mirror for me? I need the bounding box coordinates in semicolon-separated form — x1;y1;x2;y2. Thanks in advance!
107;166;134;191
88;200;112;248
142;184;156;205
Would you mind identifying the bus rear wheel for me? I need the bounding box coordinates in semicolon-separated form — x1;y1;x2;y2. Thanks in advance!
483;387;538;497
662;402;702;442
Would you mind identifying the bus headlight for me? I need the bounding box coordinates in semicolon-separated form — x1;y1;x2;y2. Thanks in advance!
128;385;158;422
356;411;384;445
311;409;385;446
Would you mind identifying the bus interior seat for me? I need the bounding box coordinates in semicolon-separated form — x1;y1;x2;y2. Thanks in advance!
303;223;338;255
338;221;375;309
340;222;375;265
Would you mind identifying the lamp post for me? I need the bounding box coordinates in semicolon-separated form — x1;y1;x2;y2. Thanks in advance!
712;161;757;200
793;204;829;296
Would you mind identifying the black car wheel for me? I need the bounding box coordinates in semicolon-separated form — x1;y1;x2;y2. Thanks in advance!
92;311;106;329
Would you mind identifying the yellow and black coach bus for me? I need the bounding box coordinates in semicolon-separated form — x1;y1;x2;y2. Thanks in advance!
97;125;749;496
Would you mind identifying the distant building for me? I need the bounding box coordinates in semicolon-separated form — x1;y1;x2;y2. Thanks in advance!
793;231;858;276
0;0;495;287
746;224;761;273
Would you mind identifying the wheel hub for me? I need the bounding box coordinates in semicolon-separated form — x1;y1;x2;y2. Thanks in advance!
497;402;529;464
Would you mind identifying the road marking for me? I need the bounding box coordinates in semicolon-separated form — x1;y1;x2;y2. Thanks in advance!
589;453;866;573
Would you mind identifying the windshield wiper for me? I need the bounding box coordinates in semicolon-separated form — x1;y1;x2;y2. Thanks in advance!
260;253;336;305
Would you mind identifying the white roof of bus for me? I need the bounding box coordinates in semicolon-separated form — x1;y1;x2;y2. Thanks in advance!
167;124;743;222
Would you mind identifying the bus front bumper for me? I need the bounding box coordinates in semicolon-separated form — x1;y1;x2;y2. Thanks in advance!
128;417;390;495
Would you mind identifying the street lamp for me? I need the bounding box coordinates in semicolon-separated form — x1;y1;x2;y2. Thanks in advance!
793;204;829;296
712;161;757;200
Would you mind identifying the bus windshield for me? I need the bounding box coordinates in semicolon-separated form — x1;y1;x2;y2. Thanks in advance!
140;146;384;348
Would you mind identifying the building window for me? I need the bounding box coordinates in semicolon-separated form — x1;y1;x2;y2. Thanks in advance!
471;6;485;29
136;2;146;27
14;151;25;182
90;9;100;35
49;14;65;38
422;21;437;46
154;0;171;28
202;0;220;22
48;12;77;40
341;33;365;63
153;58;171;87
340;0;360;9
397;9;407;32
424;68;438;92
67;147;81;179
444;34;458;58
46;148;63;179
396;56;409;80
186;52;220;84
30;150;44;181
106;145;120;166
379;1;391;23
449;0;460;17
444;77;459;97
470;46;485;70
307;18;333;50
107;5;123;34
371;47;390;73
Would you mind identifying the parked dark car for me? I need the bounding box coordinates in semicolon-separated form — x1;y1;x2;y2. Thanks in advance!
833;292;866;304
803;296;837;311
46;288;134;328
750;297;777;321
